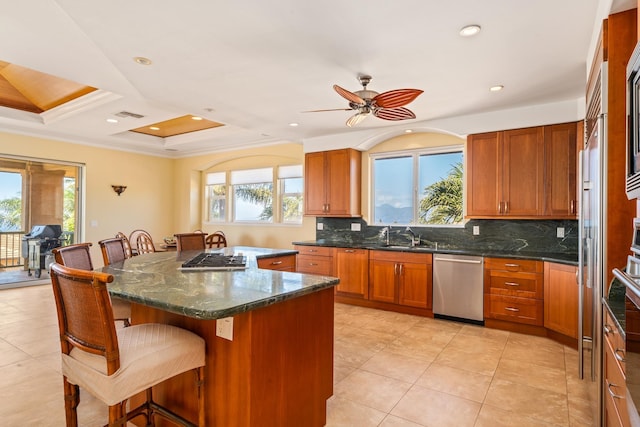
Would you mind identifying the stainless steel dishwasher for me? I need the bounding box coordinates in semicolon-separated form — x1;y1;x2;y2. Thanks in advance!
433;253;484;324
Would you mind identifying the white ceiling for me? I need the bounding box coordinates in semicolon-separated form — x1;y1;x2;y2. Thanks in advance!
0;0;633;157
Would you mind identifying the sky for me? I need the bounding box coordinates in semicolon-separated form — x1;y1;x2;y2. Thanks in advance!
0;172;21;200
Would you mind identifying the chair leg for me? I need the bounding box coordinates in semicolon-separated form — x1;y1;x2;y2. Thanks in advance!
108;401;127;427
63;378;79;427
196;366;205;427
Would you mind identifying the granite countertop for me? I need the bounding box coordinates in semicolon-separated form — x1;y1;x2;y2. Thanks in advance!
101;246;338;320
604;277;626;337
292;240;578;266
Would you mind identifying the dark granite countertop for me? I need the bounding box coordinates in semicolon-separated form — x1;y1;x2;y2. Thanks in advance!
292;240;578;266
604;277;626;338
100;246;338;320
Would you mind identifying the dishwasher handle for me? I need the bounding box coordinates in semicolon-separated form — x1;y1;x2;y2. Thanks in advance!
434;257;482;264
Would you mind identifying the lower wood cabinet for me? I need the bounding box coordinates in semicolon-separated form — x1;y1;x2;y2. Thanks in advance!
256;254;296;272
369;251;432;309
604;309;628;427
295;245;333;275
544;262;578;339
334;248;368;298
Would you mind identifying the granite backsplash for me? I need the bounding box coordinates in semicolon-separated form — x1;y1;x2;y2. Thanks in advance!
314;217;578;257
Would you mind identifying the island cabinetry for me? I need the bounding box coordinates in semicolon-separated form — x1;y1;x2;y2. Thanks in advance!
543;262;578;339
484;257;544;326
603;308;628;427
334;248;369;298
369;251;432;310
304;149;361;217
543;122;578;218
257;254;296;272
294;245;334;276
467;126;544;218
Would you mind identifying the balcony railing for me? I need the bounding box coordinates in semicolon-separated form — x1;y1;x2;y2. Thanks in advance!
0;231;25;269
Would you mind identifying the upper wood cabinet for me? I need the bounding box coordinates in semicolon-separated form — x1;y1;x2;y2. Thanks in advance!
467;122;578;219
543;123;578;218
304;148;361;217
467;126;544;218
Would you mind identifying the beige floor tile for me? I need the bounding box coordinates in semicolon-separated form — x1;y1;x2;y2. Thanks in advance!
379;414;425;426
0;338;30;367
334;338;380;368
457;323;510;342
325;396;387;427
334;361;357;385
445;333;507;355
391;385;481;427
435;345;502;376
474;404;559;427
494;358;568;395
416;363;492;402
501;340;566;370
484;379;570;426
334;369;412;413
360;349;431;383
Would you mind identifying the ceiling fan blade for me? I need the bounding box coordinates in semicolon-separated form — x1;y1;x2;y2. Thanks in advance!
374;107;416;121
346;112;370;127
373;89;423;108
302;108;352;113
334;85;365;105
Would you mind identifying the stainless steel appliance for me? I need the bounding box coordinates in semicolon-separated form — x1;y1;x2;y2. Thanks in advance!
432;253;484;324
626;42;640;199
21;224;63;278
579;61;607;422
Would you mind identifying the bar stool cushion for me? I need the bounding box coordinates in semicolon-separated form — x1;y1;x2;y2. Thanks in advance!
62;323;205;406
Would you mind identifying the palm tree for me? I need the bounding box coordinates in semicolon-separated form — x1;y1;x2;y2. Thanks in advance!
235;184;274;220
418;161;463;224
0;196;21;230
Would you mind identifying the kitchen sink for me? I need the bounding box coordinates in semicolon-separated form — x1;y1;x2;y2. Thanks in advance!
378;245;433;252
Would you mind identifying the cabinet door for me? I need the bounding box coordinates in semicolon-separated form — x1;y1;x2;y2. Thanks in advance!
466;132;501;217
399;262;432;309
304;152;327;215
544;123;578;218
502;127;544;216
544;262;578;339
325;149;360;216
334;248;368;298
369;260;397;304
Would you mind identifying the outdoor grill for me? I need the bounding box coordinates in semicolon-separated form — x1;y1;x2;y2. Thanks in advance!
21;225;63;278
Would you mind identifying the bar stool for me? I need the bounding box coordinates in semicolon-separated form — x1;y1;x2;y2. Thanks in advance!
49;263;205;426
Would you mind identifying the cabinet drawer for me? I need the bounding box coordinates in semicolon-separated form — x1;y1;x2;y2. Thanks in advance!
257;254;296;271
604;309;626;375
487;271;542;298
604;333;628;426
294;245;333;257
296;255;333;275
370;250;431;264
485;295;543;325
484;258;543;273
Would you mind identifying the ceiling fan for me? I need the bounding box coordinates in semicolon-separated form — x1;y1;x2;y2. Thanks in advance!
308;75;423;127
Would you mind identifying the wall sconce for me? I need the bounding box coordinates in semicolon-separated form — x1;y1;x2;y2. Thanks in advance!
112;185;127;196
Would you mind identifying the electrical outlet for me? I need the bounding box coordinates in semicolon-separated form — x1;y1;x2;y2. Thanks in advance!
216;317;234;341
557;227;565;238
317;222;324;231
473;226;480;235
351;223;361;231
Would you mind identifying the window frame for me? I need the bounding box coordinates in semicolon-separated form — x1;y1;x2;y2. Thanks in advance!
370;144;465;227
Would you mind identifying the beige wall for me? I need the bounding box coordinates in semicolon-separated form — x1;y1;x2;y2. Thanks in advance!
0;132;174;266
0;130;463;261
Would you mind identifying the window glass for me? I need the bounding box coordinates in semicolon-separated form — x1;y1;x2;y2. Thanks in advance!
418;152;464;225
232;168;273;222
372;156;413;224
205;172;226;222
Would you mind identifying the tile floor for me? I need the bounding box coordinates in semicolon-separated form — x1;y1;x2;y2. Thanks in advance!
0;285;596;426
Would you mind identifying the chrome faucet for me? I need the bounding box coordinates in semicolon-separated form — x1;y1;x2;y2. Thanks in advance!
380;226;391;246
405;226;420;247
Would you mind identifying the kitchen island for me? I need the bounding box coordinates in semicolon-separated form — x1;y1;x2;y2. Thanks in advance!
101;246;339;427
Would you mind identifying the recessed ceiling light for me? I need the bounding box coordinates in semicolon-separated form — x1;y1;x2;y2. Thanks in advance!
289;122;299;127
149;126;160;131
133;56;152;65
405;129;413;133
191;116;203;121
490;85;504;92
106;118;118;124
459;25;481;37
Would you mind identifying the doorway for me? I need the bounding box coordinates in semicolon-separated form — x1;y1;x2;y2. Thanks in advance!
0;155;84;286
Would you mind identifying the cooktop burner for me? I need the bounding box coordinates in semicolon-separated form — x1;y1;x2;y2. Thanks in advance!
180;253;247;271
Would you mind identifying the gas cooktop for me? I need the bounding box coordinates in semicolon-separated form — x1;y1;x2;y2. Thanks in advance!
180;253;247;271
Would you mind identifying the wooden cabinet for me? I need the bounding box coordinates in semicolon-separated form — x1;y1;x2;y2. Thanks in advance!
304;149;361;217
294;245;333;275
257;254;296;272
467;122;578;219
543;262;578;339
369;251;432;309
543;123;578;218
467;127;544;218
603;308;628;427
334;248;368;298
484;257;544;326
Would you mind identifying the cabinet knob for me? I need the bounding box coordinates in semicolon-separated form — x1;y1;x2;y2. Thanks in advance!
344;249;355;253
615;348;626;363
271;261;283;265
607;381;625;400
504;201;509;214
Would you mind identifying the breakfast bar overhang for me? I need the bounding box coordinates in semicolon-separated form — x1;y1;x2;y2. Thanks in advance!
101;247;339;427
